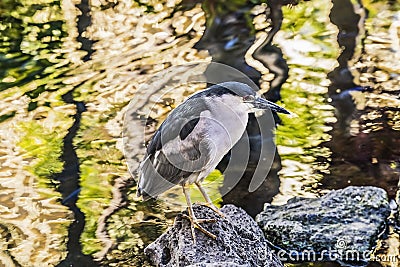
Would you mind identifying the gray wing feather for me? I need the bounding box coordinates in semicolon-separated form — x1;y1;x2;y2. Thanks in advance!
137;97;211;199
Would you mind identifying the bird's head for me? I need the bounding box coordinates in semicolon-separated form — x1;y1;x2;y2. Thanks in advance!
209;82;292;115
241;93;291;115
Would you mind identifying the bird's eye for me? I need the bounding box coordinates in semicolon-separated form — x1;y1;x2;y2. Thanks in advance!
243;95;255;102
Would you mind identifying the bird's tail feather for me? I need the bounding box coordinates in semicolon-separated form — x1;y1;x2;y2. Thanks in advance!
137;158;176;200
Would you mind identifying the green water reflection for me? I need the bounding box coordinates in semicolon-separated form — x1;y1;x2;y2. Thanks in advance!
273;0;338;203
0;0;72;265
0;0;399;266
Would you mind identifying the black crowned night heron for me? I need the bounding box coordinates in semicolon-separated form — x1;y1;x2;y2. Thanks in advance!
137;81;290;241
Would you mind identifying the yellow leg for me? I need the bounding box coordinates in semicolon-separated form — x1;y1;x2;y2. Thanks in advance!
182;184;217;243
195;182;225;218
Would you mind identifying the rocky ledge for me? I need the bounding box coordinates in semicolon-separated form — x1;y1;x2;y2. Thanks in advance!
256;186;391;265
145;186;392;266
145;204;283;267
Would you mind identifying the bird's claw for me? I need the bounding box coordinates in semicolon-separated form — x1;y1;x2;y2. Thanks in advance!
182;214;217;243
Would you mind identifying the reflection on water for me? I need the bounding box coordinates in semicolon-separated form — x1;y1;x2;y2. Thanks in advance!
0;0;72;266
0;0;399;266
273;0;400;203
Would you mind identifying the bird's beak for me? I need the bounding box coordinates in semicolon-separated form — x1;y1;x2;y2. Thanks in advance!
252;97;291;115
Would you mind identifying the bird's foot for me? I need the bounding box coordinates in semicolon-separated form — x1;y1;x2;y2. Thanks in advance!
182;214;217;243
200;203;226;218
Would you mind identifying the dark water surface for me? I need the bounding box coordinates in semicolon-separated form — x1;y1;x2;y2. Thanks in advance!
0;0;399;266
